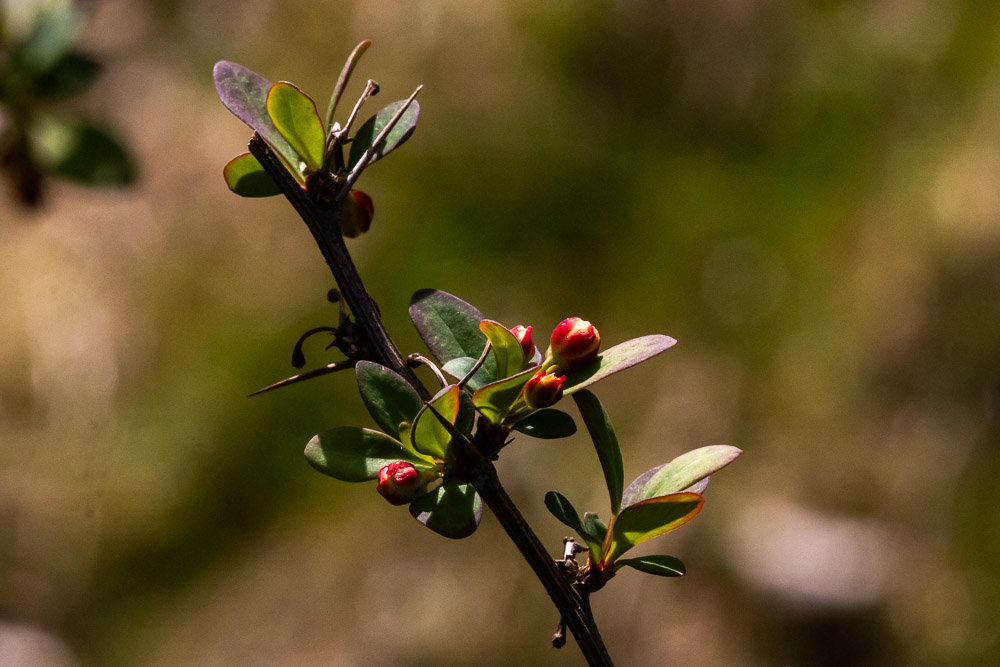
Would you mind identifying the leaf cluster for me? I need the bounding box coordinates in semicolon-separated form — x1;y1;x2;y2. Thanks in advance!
0;3;134;206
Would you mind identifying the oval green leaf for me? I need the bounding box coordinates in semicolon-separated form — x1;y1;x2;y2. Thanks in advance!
30;118;135;185
409;478;482;539
545;492;603;558
614;555;686;577
266;81;326;173
604;493;704;565
409;289;496;384
479;320;527;379
355;361;424;439
213;61;304;181
348;99;420;169
563;335;677;395
512;408;577;439
621;445;742;508
304;427;431;482
572;390;624;516
411;385;461;460
472;366;536;424
223;152;281;197
441;356;493;390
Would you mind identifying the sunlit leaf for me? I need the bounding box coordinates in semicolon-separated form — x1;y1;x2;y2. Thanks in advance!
563;335;677;395
409;478;482;539
347;99;420;169
223;152;280;197
603;493;703;564
266;81;326;173
304;427;431;482
212;61;305;181
621;445;741;508
355;361;424;440
572;390;624;515
513;409;577;439
325;40;371;128
479;320;526;379
614;555;686;577
411;385;461;460
409;289;497;384
472;367;535;424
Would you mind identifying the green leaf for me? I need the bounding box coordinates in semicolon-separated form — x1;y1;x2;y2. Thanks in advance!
411;385;461;460
582;512;608;545
603;493;703;565
441;356;493;390
479;320;526;379
513;409;577;439
19;6;83;72
545;492;603;557
572;390;624;516
347;99;420;169
33;52;100;99
30;118;134;185
304;427;431;482
325;40;371;128
545;491;585;533
409;478;482;539
266;81;326;173
409;289;496;385
615;555;686;577
223;152;281;197
213;61;305;182
563;335;677;395
621;445;742;508
472;367;536;424
355;361;424;440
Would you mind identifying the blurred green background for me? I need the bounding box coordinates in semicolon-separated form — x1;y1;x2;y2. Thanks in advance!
3;0;1000;665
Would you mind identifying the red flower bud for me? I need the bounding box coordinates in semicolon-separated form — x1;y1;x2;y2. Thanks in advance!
341;189;374;238
376;461;431;505
523;371;565;409
510;325;534;361
545;317;600;372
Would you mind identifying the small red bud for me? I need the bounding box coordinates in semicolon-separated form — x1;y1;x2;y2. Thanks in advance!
376;461;428;505
341;189;374;238
545;317;600;372
523;371;565;409
510;325;534;361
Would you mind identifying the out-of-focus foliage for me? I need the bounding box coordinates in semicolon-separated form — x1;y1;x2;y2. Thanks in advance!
2;0;1000;665
0;0;134;207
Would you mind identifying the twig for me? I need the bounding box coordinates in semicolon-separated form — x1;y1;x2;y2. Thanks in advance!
249;132;614;666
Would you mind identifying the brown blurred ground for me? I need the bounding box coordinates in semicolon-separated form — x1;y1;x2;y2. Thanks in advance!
3;0;1000;665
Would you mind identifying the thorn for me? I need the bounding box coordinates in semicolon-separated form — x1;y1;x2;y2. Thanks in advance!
249;359;357;396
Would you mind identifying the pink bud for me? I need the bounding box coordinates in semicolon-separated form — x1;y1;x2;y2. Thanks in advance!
545;317;600;372
376;461;426;505
523;371;565;409
341;189;374;238
510;325;534;361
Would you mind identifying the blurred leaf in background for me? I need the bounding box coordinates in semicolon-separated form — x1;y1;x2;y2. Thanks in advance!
0;0;134;207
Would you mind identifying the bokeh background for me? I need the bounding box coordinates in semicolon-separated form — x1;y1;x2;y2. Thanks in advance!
3;0;1000;665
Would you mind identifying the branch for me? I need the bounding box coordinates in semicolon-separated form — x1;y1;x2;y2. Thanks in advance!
250;134;614;666
248;134;428;400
